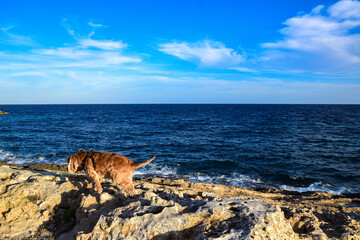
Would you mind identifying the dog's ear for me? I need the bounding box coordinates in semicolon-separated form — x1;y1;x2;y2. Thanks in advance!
78;149;84;153
88;149;95;158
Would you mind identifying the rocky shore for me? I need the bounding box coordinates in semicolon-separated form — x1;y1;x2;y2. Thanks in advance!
0;163;359;239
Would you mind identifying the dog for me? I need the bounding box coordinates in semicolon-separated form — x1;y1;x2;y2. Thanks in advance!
67;149;155;196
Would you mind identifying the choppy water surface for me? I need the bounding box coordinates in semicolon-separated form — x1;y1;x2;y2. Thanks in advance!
1;104;359;193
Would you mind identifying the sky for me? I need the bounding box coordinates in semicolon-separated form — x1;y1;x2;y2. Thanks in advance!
0;0;360;104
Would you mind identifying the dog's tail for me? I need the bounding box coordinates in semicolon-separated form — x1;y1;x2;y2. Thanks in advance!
132;156;156;169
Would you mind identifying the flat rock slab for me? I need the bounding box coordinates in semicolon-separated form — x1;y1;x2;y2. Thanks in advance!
0;165;359;239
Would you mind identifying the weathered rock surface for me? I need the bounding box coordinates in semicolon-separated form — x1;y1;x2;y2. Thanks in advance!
0;165;359;240
0;165;90;239
80;196;298;240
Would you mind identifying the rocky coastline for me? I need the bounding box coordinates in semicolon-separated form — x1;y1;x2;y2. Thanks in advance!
0;163;359;239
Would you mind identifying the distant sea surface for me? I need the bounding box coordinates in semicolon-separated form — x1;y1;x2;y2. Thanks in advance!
1;104;359;194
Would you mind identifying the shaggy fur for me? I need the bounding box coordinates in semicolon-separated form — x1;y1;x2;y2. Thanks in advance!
67;149;155;195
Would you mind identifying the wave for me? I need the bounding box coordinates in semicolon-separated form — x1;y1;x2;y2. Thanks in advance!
134;163;264;188
279;182;350;194
186;172;264;188
134;163;178;176
0;150;17;162
0;149;64;165
134;164;351;194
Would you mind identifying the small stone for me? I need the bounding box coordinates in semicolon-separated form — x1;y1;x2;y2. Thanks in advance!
100;193;113;204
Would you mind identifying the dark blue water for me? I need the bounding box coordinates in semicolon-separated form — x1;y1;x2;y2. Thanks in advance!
1;104;359;193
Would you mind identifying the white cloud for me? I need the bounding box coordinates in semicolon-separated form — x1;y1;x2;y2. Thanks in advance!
35;47;93;59
31;20;138;66
88;22;106;28
0;25;37;47
99;52;141;64
87;22;106;38
32;42;141;67
158;40;244;68
262;0;360;72
3;67;360;104
78;39;127;50
0;22;142;70
11;71;47;77
311;5;325;14
62;19;76;36
328;0;360;19
228;67;258;73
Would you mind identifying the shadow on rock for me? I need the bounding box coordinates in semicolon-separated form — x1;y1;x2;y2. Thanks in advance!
40;185;92;238
54;183;137;239
151;223;205;240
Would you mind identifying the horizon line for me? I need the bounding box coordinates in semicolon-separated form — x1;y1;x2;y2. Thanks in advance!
2;103;360;105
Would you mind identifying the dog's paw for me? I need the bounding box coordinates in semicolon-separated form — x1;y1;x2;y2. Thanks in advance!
94;187;102;194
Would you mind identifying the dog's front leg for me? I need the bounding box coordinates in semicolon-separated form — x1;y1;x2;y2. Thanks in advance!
88;171;102;194
84;158;102;194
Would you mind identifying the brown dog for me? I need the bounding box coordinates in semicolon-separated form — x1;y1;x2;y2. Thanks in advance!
67;149;155;195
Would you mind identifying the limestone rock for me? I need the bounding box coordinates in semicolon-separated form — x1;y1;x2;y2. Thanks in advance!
0;166;91;239
84;196;298;240
0;165;359;239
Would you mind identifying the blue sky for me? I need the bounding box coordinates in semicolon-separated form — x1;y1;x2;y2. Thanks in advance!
1;0;360;104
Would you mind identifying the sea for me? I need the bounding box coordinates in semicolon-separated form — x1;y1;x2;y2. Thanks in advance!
0;104;359;194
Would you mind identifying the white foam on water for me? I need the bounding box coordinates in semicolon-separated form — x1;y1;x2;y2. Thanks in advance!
134;163;177;176
134;162;263;188
134;164;350;194
0;149;52;165
0;150;20;162
279;182;349;194
187;172;263;188
54;159;67;165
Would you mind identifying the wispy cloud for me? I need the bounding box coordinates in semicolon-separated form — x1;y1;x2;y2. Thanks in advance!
158;40;245;68
88;22;106;28
228;67;258;73
3;67;359;104
32;47;141;68
328;0;360;19
78;39;127;50
0;21;142;71
11;71;47;77
262;0;360;72
87;21;106;38
62;19;76;37
0;25;38;47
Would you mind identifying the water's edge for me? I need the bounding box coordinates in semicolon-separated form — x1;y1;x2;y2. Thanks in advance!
1;161;356;196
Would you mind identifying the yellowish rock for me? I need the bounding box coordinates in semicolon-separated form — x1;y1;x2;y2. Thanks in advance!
0;165;359;239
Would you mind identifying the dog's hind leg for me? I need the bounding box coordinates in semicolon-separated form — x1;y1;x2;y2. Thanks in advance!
124;172;135;196
114;172;135;196
123;182;135;196
127;172;136;196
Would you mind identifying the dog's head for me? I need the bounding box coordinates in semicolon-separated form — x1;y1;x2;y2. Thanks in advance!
67;149;87;174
